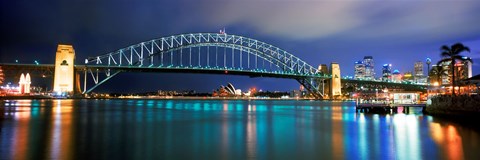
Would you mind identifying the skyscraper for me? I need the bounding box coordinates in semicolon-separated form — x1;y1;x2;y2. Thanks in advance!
455;57;473;80
414;61;426;83
382;64;392;81
436;58;472;85
363;56;375;80
354;61;365;80
414;61;423;77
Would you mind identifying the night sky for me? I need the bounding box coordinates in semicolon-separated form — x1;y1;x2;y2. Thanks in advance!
1;0;479;93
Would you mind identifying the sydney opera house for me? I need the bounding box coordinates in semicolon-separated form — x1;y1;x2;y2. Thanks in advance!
213;83;241;97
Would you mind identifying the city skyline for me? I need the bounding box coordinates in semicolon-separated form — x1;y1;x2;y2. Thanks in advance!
1;0;479;92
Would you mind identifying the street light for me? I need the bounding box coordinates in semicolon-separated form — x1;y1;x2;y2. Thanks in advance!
426;58;431;85
426;58;432;100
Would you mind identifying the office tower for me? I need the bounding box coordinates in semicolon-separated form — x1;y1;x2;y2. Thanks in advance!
414;61;423;77
354;61;365;80
363;56;375;80
382;64;392;81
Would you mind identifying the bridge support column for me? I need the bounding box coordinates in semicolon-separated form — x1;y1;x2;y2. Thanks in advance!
330;62;341;99
83;69;87;94
53;44;75;95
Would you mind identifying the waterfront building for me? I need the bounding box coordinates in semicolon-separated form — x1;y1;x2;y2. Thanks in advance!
363;56;375;80
213;83;241;97
435;58;472;85
438;62;451;85
382;64;392;81
18;73;31;94
290;90;302;98
354;61;365;80
455;57;473;81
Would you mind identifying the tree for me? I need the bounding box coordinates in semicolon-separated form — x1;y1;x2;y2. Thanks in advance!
437;43;471;96
429;65;448;85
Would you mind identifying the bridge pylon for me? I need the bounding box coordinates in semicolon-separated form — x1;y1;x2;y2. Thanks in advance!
330;62;342;99
53;44;75;95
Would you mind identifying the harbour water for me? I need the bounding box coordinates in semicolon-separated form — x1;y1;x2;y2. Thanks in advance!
1;99;479;159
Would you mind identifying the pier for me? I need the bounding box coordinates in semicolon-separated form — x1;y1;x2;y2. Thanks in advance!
356;103;426;114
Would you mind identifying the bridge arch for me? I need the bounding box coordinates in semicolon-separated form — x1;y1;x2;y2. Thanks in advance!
83;33;327;98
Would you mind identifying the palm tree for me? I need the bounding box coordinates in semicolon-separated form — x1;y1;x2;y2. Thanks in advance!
429;65;448;85
437;43;471;96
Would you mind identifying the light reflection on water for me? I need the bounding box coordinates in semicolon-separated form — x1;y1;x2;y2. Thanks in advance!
1;99;479;159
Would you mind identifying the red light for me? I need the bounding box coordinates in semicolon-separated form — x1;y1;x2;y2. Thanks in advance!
224;70;228;74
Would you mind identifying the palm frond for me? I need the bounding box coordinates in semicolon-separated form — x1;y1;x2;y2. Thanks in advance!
441;51;452;57
437;58;452;66
457;47;470;53
453;55;465;61
452;43;470;54
440;45;450;52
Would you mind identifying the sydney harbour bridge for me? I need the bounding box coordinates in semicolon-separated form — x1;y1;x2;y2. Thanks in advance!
0;33;426;99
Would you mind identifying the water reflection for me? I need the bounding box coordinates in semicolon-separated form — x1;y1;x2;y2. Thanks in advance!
1;99;479;159
48;100;74;159
430;123;464;159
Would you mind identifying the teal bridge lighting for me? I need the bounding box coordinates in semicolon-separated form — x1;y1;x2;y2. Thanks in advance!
0;33;427;99
82;33;328;98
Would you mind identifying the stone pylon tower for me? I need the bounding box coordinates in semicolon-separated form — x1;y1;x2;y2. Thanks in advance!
53;44;75;93
330;62;342;99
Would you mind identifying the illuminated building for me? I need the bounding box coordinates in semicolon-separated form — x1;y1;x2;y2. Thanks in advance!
0;66;4;85
413;61;427;83
392;70;402;82
330;62;341;98
18;73;31;94
363;56;375;80
455;57;473;81
354;61;365;80
53;44;75;93
317;64;328;75
436;57;472;85
382;64;392;81
403;72;414;82
414;61;424;77
213;83;240;96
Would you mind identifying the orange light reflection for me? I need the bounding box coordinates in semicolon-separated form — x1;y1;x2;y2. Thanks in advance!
429;123;464;159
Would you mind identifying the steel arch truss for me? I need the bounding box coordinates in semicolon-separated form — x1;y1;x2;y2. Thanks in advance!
83;33;325;98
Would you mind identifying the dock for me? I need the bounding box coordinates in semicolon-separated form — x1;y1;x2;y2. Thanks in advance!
356;103;426;114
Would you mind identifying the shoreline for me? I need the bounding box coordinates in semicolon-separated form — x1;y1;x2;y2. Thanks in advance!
0;95;354;101
427;112;480;131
